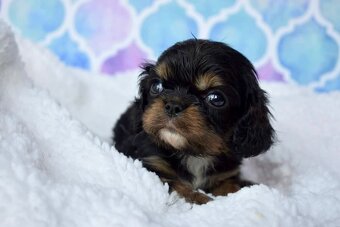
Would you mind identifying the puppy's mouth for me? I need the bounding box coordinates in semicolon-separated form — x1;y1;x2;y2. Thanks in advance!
157;121;188;149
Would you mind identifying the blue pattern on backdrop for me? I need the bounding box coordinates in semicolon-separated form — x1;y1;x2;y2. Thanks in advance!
210;9;267;63
279;19;338;85
128;0;155;13
141;2;198;57
316;76;340;93
8;0;65;41
185;0;236;18
2;0;340;92
48;33;90;69
320;0;340;32
250;0;309;32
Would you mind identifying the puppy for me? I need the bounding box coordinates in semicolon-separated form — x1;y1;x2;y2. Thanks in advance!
113;39;274;204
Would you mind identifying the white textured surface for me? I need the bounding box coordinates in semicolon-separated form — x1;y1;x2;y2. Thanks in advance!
1;21;340;227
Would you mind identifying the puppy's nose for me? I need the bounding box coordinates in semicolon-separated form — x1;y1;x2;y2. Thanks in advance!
164;102;183;117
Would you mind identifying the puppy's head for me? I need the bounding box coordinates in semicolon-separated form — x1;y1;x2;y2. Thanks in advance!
139;39;274;157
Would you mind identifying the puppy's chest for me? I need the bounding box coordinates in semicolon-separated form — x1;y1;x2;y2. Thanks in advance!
180;156;214;190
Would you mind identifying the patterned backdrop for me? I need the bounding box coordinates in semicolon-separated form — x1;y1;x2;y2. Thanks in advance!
1;0;340;92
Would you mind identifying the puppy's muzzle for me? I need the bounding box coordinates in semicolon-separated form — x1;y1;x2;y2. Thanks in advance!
164;101;183;117
162;87;199;118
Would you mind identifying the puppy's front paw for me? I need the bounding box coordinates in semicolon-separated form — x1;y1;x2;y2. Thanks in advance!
172;181;212;205
210;179;243;196
186;191;212;205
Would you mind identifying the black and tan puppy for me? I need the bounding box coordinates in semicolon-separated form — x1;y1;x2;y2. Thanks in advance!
113;39;274;204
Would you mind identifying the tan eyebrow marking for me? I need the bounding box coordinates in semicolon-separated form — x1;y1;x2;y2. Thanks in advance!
155;62;172;80
195;73;224;91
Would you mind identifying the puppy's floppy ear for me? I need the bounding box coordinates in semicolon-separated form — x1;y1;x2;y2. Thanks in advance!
231;73;275;158
138;62;155;110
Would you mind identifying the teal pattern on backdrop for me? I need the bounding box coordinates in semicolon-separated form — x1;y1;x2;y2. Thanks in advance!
1;0;339;92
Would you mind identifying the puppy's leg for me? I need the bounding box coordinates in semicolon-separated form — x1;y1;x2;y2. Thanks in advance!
210;178;253;196
171;181;212;205
143;156;211;204
210;179;241;196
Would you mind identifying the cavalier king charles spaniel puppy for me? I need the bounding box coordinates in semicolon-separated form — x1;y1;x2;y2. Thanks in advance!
113;39;275;204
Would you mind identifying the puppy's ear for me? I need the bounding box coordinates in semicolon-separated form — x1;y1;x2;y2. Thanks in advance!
138;63;155;110
231;78;275;158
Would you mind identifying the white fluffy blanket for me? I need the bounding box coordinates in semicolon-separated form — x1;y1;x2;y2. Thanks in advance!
1;21;340;227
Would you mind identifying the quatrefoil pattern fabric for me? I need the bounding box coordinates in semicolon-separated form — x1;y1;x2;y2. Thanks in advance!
1;0;339;92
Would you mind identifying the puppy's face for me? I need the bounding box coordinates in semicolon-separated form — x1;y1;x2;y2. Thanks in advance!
139;39;274;157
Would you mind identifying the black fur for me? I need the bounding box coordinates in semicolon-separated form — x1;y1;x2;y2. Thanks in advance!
113;39;275;204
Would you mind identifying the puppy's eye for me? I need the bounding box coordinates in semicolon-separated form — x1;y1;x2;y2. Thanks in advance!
150;81;164;95
206;92;226;107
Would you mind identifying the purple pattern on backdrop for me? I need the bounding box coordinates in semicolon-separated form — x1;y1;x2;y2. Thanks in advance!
3;0;340;92
257;61;284;81
75;0;133;55
101;43;147;74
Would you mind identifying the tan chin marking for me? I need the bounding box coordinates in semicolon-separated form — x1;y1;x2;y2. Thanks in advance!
159;129;187;149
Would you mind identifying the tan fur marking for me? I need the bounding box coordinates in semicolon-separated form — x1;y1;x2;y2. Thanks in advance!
142;99;168;135
143;155;212;204
210;179;241;196
143;156;177;178
143;99;227;155
208;168;240;187
155;62;171;79
176;105;226;155
195;73;224;91
171;181;212;205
